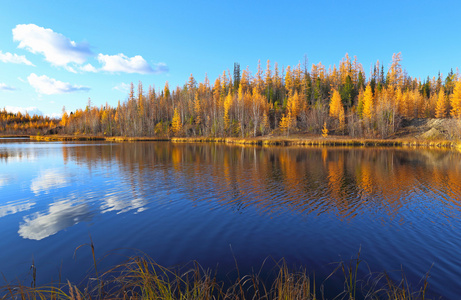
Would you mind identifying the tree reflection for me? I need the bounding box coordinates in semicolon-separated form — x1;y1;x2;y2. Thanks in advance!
62;143;461;223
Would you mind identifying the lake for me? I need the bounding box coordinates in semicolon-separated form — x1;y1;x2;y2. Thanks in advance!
0;138;460;298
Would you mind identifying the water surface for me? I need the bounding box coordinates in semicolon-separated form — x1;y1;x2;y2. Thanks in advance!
1;139;460;298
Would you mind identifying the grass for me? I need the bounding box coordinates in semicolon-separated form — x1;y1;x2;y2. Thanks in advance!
29;134;460;150
30;135;106;141
0;249;433;300
0;134;30;138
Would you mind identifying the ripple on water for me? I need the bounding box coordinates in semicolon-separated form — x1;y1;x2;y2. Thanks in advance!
1;142;461;298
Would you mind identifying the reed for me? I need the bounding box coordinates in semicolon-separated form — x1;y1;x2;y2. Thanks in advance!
1;252;432;300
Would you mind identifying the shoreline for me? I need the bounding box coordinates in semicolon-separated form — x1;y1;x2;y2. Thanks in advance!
0;135;31;138
24;134;461;149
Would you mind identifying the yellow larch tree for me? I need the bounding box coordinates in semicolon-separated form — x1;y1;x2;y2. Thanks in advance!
329;89;345;131
330;65;340;90
61;111;69;127
285;65;293;96
101;110;109;132
450;80;461;118
265;60;272;100
411;89;424;118
294;63;302;92
224;91;233;131
322;122;329;138
339;53;352;84
279;112;293;136
287;91;300;120
338;107;345;131
329;89;344;119
260;112;269;135
240;68;250;92
435;89;447;118
280;91;301;132
401;90;413;118
171;107;182;135
213;77;222;105
163;81;170;99
362;84;374;120
255;60;264;93
194;91;202;125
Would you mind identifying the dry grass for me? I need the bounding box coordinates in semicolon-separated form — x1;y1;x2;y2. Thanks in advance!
0;135;30;138
1;251;433;300
104;137;170;142
28;134;461;150
30;135;106;141
172;136;460;149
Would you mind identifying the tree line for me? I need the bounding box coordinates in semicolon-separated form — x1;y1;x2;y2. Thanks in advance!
4;53;461;138
0;109;59;135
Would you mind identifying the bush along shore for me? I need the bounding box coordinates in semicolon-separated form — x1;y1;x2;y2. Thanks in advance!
0;250;433;300
28;134;461;150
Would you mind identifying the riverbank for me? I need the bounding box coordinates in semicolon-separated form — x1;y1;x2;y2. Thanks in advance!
0;117;457;149
28;134;461;149
0;134;30;138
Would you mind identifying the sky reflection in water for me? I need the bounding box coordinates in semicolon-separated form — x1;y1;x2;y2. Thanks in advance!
0;140;460;298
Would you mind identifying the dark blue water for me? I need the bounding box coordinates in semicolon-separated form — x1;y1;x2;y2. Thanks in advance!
1;139;460;298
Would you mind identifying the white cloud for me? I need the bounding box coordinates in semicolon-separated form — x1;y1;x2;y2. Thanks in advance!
5;106;43;116
113;82;130;92
98;53;155;74
12;24;168;75
12;24;92;68
0;83;16;91
153;62;169;74
27;73;90;95
18;199;91;240
80;63;97;73
66;66;77;73
0;51;34;66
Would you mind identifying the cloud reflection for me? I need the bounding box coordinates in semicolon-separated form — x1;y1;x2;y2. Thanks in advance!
30;169;69;195
0;200;35;218
100;193;147;214
18;199;92;240
0;175;10;188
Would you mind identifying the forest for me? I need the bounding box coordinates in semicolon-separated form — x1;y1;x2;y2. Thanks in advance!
0;108;59;135
3;53;461;138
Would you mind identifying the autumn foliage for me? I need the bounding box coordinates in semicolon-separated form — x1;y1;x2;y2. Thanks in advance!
4;53;460;138
0;108;59;135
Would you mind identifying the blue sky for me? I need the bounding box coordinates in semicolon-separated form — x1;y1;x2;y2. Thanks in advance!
0;0;460;117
